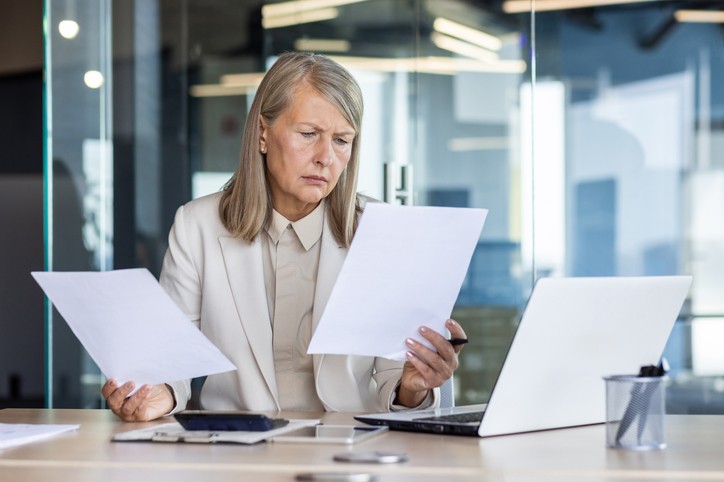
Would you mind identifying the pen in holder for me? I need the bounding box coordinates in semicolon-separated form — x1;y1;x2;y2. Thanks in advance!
603;360;668;450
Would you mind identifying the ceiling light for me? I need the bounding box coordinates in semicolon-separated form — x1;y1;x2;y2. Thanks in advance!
262;0;367;18
262;7;338;29
84;71;104;89
502;0;659;14
262;0;369;28
195;57;528;98
431;32;499;63
58;20;79;39
294;38;351;52
220;72;266;87
674;10;724;23
433;18;501;52
190;72;266;97
189;84;255;98
328;55;526;75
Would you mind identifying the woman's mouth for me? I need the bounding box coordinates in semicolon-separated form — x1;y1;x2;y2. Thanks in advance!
303;176;327;185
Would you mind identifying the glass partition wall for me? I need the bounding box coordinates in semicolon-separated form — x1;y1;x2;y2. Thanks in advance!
44;0;724;411
45;0;113;407
531;0;724;412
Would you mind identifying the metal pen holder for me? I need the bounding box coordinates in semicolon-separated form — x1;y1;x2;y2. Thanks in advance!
603;374;667;450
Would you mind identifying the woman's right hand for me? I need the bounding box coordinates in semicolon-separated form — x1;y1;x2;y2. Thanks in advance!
101;379;174;422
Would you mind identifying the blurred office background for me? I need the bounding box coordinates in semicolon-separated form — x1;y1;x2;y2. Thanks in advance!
2;0;724;412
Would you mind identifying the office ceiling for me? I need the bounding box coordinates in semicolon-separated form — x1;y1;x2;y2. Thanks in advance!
157;0;518;64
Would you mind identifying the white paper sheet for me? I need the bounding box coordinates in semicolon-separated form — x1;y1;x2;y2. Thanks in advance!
32;268;236;386
0;423;79;450
307;203;487;360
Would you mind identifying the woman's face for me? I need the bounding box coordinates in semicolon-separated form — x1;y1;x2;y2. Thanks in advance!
260;82;355;221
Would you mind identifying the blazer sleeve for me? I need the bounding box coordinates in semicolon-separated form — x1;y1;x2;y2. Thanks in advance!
159;203;200;412
373;358;440;411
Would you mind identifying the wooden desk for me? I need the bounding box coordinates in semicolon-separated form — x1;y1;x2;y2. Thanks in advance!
2;409;724;481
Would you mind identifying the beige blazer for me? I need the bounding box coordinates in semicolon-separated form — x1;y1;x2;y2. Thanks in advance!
161;192;438;413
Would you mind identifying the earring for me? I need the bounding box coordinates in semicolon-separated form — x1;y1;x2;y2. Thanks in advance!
260;146;266;154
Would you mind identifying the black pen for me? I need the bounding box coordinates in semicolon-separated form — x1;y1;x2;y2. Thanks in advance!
614;359;668;445
449;338;469;346
635;359;669;444
615;382;643;443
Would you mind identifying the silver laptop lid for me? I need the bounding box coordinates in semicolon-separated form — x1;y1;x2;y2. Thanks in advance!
479;275;692;437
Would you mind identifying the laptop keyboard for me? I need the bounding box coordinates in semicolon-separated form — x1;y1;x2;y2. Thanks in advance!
414;411;485;424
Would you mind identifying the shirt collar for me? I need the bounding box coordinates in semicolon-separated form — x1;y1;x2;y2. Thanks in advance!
266;200;325;251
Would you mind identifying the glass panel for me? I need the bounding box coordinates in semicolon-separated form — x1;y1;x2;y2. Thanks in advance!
45;0;113;407
258;0;532;405
44;0;724;413
410;4;531;405
46;0;532;408
533;1;724;412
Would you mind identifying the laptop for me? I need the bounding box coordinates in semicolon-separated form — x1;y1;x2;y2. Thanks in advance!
355;275;693;437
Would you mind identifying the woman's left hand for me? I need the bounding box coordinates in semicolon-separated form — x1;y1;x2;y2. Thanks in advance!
395;318;467;408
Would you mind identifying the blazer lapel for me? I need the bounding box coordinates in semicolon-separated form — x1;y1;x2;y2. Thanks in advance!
312;223;347;330
312;221;348;375
218;235;279;405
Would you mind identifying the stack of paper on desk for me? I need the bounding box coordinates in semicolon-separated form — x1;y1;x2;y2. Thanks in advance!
31;269;236;387
0;423;79;450
307;203;487;360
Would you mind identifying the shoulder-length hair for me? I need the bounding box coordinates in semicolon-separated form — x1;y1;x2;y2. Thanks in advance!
219;52;364;247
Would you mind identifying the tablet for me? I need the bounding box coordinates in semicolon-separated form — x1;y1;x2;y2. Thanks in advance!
270;425;388;444
174;410;289;431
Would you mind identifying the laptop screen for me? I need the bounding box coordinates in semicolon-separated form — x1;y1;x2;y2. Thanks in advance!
355;276;692;438
478;275;692;436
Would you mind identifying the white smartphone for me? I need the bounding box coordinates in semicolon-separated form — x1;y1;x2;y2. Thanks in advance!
271;425;388;444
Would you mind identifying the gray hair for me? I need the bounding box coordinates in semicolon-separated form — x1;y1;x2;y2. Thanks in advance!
219;52;364;247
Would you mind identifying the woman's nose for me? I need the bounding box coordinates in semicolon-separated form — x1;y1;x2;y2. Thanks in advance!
315;141;334;166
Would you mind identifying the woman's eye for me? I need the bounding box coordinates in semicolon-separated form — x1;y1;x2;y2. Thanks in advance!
335;138;350;146
301;131;315;138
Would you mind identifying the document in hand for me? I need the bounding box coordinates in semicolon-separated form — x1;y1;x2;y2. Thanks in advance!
307;203;487;360
31;268;236;387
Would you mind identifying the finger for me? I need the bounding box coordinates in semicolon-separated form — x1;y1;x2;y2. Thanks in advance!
120;384;152;420
130;385;156;421
445;319;468;354
405;352;441;390
101;379;118;399
408;337;456;377
410;328;459;375
405;336;442;367
406;342;453;386
446;318;467;338
105;380;133;409
417;327;457;363
420;325;452;346
107;381;136;413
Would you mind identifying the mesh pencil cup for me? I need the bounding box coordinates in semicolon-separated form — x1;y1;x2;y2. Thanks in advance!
603;374;667;450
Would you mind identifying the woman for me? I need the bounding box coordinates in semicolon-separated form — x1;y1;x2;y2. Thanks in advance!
102;52;467;422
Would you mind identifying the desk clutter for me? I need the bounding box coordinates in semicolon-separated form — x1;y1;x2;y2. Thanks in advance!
3;408;724;480
112;418;319;445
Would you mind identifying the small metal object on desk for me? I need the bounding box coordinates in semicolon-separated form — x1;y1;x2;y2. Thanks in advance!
295;473;378;481
333;451;409;464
